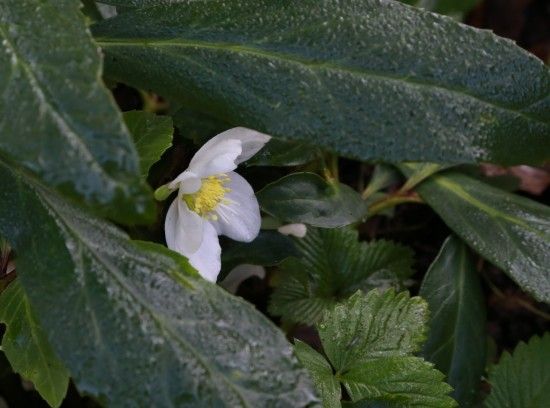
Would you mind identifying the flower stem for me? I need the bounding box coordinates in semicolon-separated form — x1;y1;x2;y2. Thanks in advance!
367;192;424;216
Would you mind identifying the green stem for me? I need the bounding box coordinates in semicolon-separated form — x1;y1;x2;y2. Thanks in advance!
368;194;423;216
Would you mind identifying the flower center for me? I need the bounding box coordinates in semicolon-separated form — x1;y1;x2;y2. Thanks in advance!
183;175;230;217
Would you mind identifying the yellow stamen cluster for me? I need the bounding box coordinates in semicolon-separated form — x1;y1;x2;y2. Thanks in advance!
183;175;231;218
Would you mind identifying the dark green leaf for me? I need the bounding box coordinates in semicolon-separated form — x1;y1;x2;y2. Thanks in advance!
257;173;367;228
0;0;154;224
295;341;341;408
123;111;173;177
409;168;550;303
92;0;549;165
0;164;317;407
485;334;550;408
0;281;69;408
247;139;319;167
270;228;415;324
420;236;486;406
221;230;299;274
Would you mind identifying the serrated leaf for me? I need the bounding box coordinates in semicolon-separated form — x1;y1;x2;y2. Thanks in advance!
92;0;549;165
406;167;550;303
0;281;69;408
123;111;173;177
485;334;550;408
0;0;154;224
420;236;486;406
257;173;368;228
0;164;317;407
269;228;415;324
295;341;341;408
296;290;456;407
320;291;428;373
340;356;456;407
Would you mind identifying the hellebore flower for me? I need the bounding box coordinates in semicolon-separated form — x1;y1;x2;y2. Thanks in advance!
158;128;271;281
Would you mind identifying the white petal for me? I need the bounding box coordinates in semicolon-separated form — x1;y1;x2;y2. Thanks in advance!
277;223;308;238
5;261;15;275
220;264;266;294
188;138;242;178
211;127;271;164
188;221;221;282
168;171;201;194
165;198;204;255
212;172;261;242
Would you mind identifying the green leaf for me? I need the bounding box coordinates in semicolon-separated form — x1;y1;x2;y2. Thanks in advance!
420;236;486;406
362;164;402;200
320;291;427;372
295;341;341;408
0;281;69;408
269;228;415;324
221;230;299;275
247;139;319;167
340;356;456;407
408;168;550;303
485;334;550;408
0;0;154;224
123;111;173;177
399;163;449;191
296;290;456;407
257;173;367;228
92;0;550;165
0;164;317;407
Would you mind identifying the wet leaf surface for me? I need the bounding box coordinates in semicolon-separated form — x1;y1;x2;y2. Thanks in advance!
0;0;154;224
93;0;549;165
0;163;317;407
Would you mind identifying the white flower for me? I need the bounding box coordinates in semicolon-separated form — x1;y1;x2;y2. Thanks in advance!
161;127;271;281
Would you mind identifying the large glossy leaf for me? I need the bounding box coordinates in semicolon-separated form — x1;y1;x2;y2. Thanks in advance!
92;0;549;165
0;164;316;407
257;173;368;228
409;168;550;303
420;236;486;406
0;281;70;408
485;334;550;408
0;0;154;224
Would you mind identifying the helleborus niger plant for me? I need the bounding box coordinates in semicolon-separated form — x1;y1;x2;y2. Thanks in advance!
0;0;548;407
155;127;270;281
